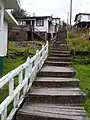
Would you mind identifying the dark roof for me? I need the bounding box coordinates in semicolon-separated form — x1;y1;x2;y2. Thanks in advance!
75;13;90;22
16;16;52;20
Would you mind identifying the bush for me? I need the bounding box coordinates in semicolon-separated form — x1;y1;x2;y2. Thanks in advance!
8;41;44;58
67;31;78;38
67;35;90;51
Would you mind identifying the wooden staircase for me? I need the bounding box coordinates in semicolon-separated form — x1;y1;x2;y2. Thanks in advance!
16;29;87;120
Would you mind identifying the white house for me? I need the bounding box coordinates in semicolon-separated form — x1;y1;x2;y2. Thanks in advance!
0;0;20;57
74;13;90;28
10;16;60;41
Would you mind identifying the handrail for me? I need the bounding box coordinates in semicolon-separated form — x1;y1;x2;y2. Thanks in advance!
34;28;45;40
0;41;48;120
50;34;57;45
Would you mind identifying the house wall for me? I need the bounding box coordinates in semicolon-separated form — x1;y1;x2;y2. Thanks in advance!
51;19;60;33
81;15;90;22
76;15;81;23
53;19;60;25
0;0;8;56
49;24;54;33
0;21;8;56
34;19;48;32
76;14;90;23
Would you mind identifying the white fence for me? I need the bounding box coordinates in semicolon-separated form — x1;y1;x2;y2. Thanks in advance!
0;41;48;120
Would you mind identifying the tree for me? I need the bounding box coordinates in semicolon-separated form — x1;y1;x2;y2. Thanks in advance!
11;8;28;18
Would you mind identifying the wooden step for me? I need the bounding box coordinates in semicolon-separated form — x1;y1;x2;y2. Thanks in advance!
17;104;87;120
52;47;68;50
46;61;72;67
38;66;76;78
33;77;80;88
48;57;71;62
52;46;68;49
50;53;70;57
52;48;69;51
51;50;71;54
27;88;86;105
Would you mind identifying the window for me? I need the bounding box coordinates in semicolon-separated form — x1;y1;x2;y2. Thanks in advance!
36;19;44;26
18;21;26;26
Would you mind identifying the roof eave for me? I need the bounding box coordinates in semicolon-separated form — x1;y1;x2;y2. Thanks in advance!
5;10;18;25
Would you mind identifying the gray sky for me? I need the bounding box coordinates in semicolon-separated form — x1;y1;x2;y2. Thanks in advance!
21;0;90;24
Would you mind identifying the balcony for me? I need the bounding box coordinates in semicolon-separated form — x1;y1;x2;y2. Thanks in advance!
4;0;20;9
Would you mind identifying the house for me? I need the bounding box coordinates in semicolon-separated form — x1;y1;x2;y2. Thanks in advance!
9;16;60;41
74;13;90;28
52;17;60;33
0;0;20;57
0;0;20;73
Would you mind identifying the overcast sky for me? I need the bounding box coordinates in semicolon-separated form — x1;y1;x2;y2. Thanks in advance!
21;0;90;24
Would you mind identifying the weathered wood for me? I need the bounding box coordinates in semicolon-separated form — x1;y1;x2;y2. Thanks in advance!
27;88;86;105
45;61;72;67
33;77;80;88
38;66;76;78
48;57;71;62
17;104;87;120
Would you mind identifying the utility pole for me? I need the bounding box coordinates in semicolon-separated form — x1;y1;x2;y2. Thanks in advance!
67;12;69;25
67;12;69;30
70;0;72;27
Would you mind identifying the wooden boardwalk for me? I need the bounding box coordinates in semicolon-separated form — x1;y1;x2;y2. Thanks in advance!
16;28;87;120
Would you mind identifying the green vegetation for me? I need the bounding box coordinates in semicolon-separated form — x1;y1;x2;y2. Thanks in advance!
67;31;90;51
72;55;90;64
8;41;45;58
11;8;28;18
67;31;78;38
73;64;90;117
68;30;90;117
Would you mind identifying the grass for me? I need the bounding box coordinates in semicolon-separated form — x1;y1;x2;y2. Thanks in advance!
67;31;90;117
73;63;90;117
67;31;90;51
2;57;25;76
72;55;90;64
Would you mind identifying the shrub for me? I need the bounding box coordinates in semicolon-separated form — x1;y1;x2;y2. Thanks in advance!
67;35;90;51
8;41;44;58
67;31;78;38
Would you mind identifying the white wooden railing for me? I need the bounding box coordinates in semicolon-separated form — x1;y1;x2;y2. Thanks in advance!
0;41;48;120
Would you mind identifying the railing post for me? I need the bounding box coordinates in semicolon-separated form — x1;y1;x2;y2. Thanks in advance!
36;50;39;72
18;71;23;84
41;45;45;67
23;57;30;94
9;78;14;96
46;41;49;55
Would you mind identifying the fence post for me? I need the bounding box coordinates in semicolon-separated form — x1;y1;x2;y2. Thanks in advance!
23;57;30;94
9;78;14;96
36;50;39;72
